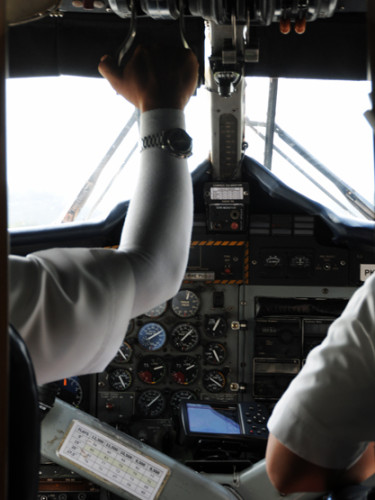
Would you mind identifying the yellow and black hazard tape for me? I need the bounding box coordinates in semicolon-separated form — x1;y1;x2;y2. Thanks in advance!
186;241;249;285
191;240;246;247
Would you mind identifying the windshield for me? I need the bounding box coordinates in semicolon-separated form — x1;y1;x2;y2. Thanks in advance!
6;76;210;228
245;77;374;221
6;75;374;228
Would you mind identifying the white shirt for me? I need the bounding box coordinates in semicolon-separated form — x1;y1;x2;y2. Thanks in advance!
268;272;375;470
9;109;193;385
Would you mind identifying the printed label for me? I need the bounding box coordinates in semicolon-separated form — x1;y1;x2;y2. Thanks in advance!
57;420;169;500
360;264;375;282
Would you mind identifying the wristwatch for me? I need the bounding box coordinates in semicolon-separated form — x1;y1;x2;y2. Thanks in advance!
140;128;193;159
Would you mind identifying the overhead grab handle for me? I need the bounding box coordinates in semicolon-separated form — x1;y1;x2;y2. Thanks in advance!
115;0;137;67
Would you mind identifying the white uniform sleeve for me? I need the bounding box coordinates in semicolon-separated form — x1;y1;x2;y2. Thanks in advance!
268;272;375;470
9;108;193;385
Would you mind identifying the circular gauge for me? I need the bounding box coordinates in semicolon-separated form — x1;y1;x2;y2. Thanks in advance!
113;341;133;364
137;390;166;418
170;355;199;385
203;369;226;393
56;377;83;408
137;356;167;384
204;343;227;365
171;324;200;352
205;316;227;337
138;323;167;351
171;290;200;318
170;390;196;412
108;368;132;391
145;302;167;318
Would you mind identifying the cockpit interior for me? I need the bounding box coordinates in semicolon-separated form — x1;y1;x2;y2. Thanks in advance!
2;1;375;499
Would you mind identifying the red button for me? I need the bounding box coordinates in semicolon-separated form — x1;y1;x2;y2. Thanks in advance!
231;222;239;230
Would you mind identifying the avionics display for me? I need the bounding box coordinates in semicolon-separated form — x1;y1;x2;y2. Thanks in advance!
180;401;269;442
186;403;241;435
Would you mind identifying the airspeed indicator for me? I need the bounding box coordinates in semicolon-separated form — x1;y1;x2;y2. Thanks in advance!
138;323;167;351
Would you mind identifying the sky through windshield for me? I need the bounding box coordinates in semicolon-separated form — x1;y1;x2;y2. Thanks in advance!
6;75;374;228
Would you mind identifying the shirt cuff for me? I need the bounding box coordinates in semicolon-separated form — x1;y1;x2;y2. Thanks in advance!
140;109;186;137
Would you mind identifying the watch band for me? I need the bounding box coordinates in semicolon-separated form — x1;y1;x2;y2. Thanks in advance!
140;133;164;151
140;128;193;159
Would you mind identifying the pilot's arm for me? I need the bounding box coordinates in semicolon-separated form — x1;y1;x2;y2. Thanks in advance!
8;46;198;385
265;272;375;494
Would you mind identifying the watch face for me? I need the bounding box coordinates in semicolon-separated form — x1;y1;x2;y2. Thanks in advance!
166;129;192;158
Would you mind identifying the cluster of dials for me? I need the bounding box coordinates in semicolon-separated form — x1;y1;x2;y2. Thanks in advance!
104;289;233;417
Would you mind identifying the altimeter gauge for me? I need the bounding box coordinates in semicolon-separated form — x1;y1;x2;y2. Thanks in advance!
171;323;200;352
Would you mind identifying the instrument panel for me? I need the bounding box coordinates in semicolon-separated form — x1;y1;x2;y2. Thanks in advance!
96;284;244;436
50;207;375;464
38;212;375;497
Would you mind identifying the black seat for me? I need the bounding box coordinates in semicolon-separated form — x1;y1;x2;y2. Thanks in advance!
8;324;40;500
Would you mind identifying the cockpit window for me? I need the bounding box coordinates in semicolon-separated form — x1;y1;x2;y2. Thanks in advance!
6;76;210;229
6;75;374;228
245;77;374;221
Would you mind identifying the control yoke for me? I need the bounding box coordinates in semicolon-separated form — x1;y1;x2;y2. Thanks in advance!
41;398;324;500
